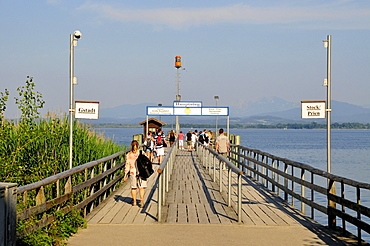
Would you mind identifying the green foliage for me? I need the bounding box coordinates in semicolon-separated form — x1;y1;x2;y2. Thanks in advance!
0;117;125;185
14;76;45;125
0;88;9;121
18;209;86;246
0;116;126;244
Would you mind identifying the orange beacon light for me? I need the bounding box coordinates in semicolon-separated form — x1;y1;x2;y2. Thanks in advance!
175;55;182;68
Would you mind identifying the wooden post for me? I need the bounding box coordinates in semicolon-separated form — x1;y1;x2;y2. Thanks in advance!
328;179;336;229
0;183;17;246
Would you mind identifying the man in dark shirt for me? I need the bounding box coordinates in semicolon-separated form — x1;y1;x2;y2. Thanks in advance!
186;130;192;151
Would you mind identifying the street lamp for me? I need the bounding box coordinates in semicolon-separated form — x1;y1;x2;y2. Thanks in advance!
69;30;82;169
175;56;183;134
324;34;337;228
323;35;331;175
214;95;219;136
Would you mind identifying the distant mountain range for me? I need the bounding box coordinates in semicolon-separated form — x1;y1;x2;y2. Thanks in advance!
84;97;370;125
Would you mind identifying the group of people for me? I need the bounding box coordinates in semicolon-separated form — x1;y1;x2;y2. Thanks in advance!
143;128;168;164
124;127;230;207
182;129;213;151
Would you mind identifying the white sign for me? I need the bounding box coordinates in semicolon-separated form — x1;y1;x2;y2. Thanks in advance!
174;107;202;115
202;107;229;116
75;101;99;119
301;101;326;119
146;106;230;116
147;107;174;115
173;101;202;107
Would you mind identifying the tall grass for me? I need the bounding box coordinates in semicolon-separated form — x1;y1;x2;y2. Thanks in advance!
0;117;126;185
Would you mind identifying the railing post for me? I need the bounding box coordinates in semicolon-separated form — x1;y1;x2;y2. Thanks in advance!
158;173;163;222
301;168;305;213
0;183;17;246
238;173;242;223
327;179;336;229
228;167;231;207
219;160;223;193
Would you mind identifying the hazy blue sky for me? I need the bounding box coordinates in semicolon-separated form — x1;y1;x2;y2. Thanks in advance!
1;0;370;118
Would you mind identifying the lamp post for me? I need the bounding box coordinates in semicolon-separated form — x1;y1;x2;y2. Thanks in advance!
323;35;332;175
158;103;162;122
69;30;82;169
214;95;219;136
175;56;183;134
324;34;336;228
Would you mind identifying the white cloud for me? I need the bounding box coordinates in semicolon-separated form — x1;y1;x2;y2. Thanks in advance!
79;2;370;29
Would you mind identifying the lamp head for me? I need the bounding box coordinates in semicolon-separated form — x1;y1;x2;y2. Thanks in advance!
323;40;328;48
74;30;82;39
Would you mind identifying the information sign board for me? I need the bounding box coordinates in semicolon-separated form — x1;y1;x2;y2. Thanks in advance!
301;101;326;119
174;107;202;115
75;101;99;119
173;101;202;108
147;106;174;115
202;107;229;116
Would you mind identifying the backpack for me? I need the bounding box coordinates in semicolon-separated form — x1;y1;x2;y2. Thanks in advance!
136;150;154;180
144;137;151;150
156;134;163;146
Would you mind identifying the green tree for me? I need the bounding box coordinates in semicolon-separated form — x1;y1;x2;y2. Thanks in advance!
0;88;9;121
14;76;45;124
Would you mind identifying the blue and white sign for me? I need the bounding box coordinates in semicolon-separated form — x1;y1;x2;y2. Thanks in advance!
147;106;174;115
173;101;202;108
202;107;229;116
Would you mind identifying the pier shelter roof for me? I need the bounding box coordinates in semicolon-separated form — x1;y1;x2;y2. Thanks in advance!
139;118;166;135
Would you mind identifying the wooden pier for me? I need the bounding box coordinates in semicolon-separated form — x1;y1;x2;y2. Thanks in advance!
66;149;361;245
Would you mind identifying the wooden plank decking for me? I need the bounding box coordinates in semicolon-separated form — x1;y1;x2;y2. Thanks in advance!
85;149;312;227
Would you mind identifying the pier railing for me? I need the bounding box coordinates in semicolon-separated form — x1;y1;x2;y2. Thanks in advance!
196;142;244;222
1;149;129;243
230;144;370;244
157;140;178;222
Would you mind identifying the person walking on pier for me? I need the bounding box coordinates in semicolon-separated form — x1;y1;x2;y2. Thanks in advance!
169;130;176;147
144;131;154;162
124;140;146;208
186;130;192;151
216;128;230;171
154;129;167;164
178;131;184;149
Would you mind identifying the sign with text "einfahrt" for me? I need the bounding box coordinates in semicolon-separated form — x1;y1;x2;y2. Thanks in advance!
301;101;326;119
75;101;100;119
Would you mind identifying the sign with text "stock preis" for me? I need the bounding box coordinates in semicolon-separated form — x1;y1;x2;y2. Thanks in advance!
75;101;100;119
301;101;326;119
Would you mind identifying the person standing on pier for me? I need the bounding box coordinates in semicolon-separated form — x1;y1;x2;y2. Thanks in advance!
144;131;154;162
186;130;192;151
154;129;167;164
216;128;230;171
178;130;184;149
124;140;146;208
169;130;176;147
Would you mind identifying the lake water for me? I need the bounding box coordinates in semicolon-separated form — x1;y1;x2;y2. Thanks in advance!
96;128;369;183
95;127;370;241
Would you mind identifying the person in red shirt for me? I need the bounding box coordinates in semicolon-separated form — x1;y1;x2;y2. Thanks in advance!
178;131;185;149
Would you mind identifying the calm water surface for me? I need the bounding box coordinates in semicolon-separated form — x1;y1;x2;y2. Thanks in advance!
96;128;370;183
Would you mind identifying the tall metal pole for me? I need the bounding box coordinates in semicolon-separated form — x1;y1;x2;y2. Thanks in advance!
69;31;81;169
175;68;180;134
325;35;332;175
324;34;336;228
69;34;75;170
214;96;219;136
